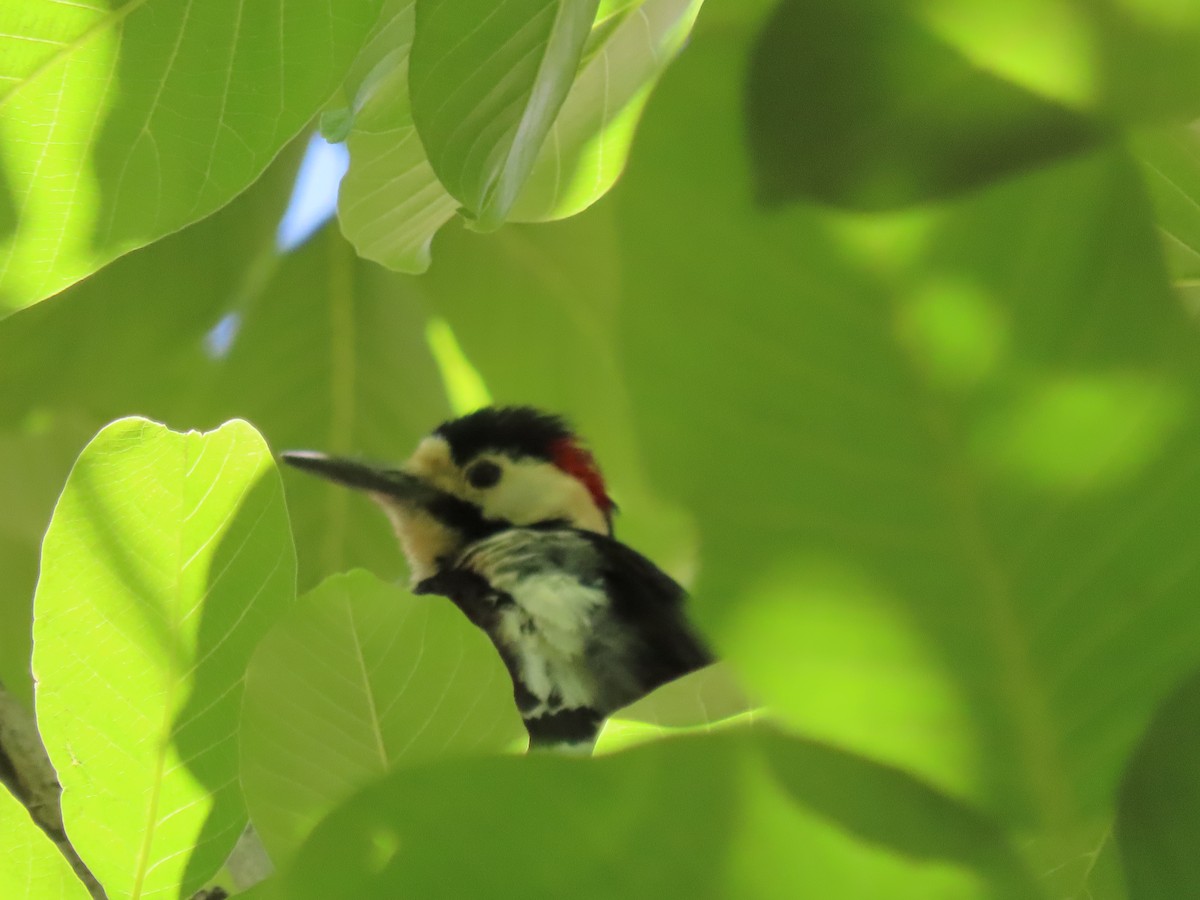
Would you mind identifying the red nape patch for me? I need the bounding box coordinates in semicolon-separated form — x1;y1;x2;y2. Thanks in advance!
550;438;613;515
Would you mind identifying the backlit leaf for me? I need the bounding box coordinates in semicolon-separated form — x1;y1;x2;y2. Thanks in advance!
409;0;599;230
510;0;703;221
240;569;524;868
0;0;382;313
32;418;295;897
0;782;89;900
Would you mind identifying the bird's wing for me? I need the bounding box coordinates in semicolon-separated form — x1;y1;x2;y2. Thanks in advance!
573;529;714;691
427;528;713;750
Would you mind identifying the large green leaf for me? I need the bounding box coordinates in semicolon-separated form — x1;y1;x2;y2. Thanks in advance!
32;418;295;898
0;782;90;900
409;0;599;230
508;0;703;222
278;727;1038;898
617;4;1200;887
0;0;383;313
240;569;524;868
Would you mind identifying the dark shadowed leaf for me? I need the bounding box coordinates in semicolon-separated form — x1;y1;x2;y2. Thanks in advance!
745;0;1107;210
279;727;1037;899
1114;668;1200;898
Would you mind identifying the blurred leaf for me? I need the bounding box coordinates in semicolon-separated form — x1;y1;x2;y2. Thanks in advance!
901;2;1200;127
0;782;89;900
241;569;524;868
509;0;703;222
745;0;1107;210
1114;668;1200;898
0;0;383;313
337;0;459;273
279;727;1037;899
617;8;1200;885
1132;123;1200;311
32;418;295;897
409;0;599;230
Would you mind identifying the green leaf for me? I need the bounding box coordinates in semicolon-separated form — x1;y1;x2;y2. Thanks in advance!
1114;668;1200;898
510;0;703;222
240;569;524;868
594;662;758;753
0;0;383;314
0;782;90;900
1133;124;1200;301
338;0;699;267
409;0;600;230
32;417;296;898
337;0;460;273
745;0;1200;210
745;0;1107;210
616;8;1200;885
0;414;96;707
278;728;1037;899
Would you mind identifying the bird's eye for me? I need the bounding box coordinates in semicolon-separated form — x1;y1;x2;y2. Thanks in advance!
466;460;502;489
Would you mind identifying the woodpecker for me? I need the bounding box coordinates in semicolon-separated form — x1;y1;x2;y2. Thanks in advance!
282;406;712;750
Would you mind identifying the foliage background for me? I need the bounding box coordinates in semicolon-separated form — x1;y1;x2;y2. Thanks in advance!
3;0;1200;897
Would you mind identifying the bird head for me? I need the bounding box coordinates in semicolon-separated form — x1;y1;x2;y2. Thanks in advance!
282;407;615;583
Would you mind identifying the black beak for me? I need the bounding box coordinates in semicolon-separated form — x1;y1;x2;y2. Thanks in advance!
280;451;435;504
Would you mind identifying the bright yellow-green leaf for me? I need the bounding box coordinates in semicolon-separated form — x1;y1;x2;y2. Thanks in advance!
0;783;89;900
32;418;295;898
0;0;383;313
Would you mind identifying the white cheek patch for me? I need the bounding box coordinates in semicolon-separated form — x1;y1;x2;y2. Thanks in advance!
483;461;607;534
